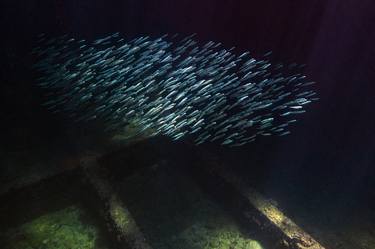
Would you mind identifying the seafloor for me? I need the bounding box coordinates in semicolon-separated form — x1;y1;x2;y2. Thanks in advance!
0;138;374;249
0;142;265;249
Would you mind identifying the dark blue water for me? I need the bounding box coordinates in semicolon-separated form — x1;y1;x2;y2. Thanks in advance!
0;1;374;248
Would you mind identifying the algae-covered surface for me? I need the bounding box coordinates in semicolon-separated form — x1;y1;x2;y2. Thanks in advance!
1;206;109;249
116;161;265;249
165;219;264;249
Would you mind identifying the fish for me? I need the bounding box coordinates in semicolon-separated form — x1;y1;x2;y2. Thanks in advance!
34;33;318;147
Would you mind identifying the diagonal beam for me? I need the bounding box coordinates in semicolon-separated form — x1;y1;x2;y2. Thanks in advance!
81;156;153;249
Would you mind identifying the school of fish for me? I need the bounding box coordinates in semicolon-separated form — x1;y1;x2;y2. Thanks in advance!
33;33;318;147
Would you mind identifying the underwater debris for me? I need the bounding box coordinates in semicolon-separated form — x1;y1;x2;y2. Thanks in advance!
193;156;327;249
34;33;318;146
82;158;152;249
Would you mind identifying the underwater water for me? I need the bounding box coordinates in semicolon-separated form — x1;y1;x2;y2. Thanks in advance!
1;0;375;249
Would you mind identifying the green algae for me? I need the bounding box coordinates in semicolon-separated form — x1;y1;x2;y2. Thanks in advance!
164;217;264;249
1;206;108;249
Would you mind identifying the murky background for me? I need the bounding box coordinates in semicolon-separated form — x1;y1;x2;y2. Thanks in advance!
1;1;374;249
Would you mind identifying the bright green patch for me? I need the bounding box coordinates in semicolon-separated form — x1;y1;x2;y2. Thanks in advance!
1;206;108;249
169;220;264;249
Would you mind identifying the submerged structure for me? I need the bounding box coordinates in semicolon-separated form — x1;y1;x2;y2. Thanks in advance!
33;33;317;146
